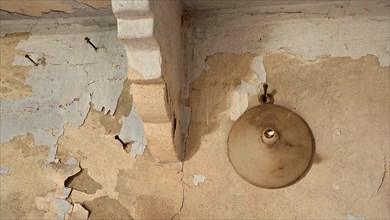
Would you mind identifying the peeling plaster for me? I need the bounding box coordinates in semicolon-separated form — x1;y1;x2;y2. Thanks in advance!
0;20;127;163
186;1;390;82
183;50;389;219
119;106;147;158
0;166;10;175
192;174;206;186
0;134;80;219
347;214;365;220
0;16;128;220
56;109;139;211
66;203;89;220
0;32;32;99
251;55;266;83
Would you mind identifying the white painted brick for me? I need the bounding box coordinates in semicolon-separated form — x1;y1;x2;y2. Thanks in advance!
126;48;162;80
117;17;154;39
112;0;150;15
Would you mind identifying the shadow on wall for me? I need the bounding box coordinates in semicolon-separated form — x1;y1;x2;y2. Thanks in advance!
184;52;321;189
185;52;257;160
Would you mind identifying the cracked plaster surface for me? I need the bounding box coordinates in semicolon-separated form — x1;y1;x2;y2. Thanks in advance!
55;108;182;219
181;51;389;219
1;0;389;219
0;20;127;163
185;0;390;84
0;15;149;219
0;0;113;19
0;32;32;99
0;134;80;219
0;0;75;17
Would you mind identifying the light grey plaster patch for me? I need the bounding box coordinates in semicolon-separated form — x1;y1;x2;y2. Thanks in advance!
0;21;127;163
129;142;147;158
0;16;117;37
119;106;147;158
61;188;72;199
42;192;72;220
187;2;390;82
48;157;80;175
192;174;206;186
65;157;78;166
237;80;259;94
0;166;10;175
347;214;365;220
54;197;71;220
251;55;267;83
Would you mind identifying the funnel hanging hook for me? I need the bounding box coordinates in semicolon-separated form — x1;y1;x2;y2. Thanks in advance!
259;83;274;104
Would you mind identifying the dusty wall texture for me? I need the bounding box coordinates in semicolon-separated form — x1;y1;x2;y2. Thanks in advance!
181;0;389;219
0;0;112;19
0;10;141;219
0;1;184;219
0;0;389;219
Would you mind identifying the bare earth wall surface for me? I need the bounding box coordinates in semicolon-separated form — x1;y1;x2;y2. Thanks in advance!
183;52;389;219
0;0;389;219
0;1;184;219
180;0;389;219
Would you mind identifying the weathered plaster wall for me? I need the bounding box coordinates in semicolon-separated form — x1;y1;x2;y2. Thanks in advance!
0;0;75;16
1;16;128;159
180;0;389;219
0;33;32;99
0;0;112;20
0;13;147;219
183;52;389;219
1;0;389;219
1;1;186;219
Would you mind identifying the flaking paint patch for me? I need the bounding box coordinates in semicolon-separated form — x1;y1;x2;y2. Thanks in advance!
0;166;10;175
347;214;365;220
0;32;32;99
192;174;206;186
65;203;89;220
0;134;79;219
119;106;147;158
56;109;137;206
251;55;267;83
0;23;127;163
186;1;390;82
35;192;73;220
